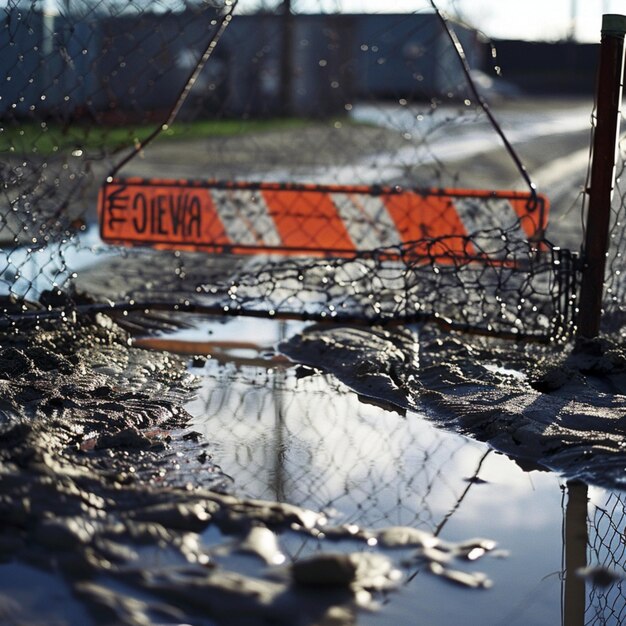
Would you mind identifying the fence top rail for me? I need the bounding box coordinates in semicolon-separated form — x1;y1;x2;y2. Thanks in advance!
104;176;548;206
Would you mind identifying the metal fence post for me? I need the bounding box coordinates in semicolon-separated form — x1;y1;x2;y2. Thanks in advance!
577;14;626;339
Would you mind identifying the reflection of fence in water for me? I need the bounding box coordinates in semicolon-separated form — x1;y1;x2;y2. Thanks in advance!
563;484;626;626
189;360;626;624
585;490;626;625
188;360;487;530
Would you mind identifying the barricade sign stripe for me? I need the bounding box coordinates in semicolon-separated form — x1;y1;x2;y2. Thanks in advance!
210;188;282;247
332;193;400;249
509;198;546;241
453;197;530;257
99;178;549;259
382;192;476;258
260;189;357;253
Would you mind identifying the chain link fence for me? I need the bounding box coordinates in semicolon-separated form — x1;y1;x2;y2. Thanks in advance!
599;131;626;338
0;0;580;341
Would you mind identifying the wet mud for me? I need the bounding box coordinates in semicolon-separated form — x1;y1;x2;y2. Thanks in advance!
0;314;498;625
280;325;626;488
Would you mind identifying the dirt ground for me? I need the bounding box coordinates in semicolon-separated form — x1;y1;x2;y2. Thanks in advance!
2;308;626;624
0;314;505;625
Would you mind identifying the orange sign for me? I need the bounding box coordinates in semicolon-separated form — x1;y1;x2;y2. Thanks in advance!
99;177;548;259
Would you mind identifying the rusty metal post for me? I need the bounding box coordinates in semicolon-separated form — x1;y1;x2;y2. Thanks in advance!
577;14;626;339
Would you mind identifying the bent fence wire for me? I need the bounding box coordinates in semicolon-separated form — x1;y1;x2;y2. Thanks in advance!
0;0;581;339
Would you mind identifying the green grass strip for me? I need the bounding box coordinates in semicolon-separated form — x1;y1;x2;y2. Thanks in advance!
1;117;310;156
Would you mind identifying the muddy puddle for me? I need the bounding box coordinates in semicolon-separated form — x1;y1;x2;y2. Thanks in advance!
175;317;626;625
2;314;626;625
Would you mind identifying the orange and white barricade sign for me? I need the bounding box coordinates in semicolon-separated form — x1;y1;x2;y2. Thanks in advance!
99;177;548;261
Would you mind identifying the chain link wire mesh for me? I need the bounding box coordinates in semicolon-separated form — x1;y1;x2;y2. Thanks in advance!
600;130;626;338
0;0;230;300
188;356;490;535
585;491;626;625
0;0;578;340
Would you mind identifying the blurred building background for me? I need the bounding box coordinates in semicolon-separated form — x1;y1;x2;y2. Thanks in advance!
0;5;601;121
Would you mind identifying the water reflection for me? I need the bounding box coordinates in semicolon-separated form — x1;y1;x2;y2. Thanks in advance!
565;481;587;626
184;326;626;625
585;488;626;625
